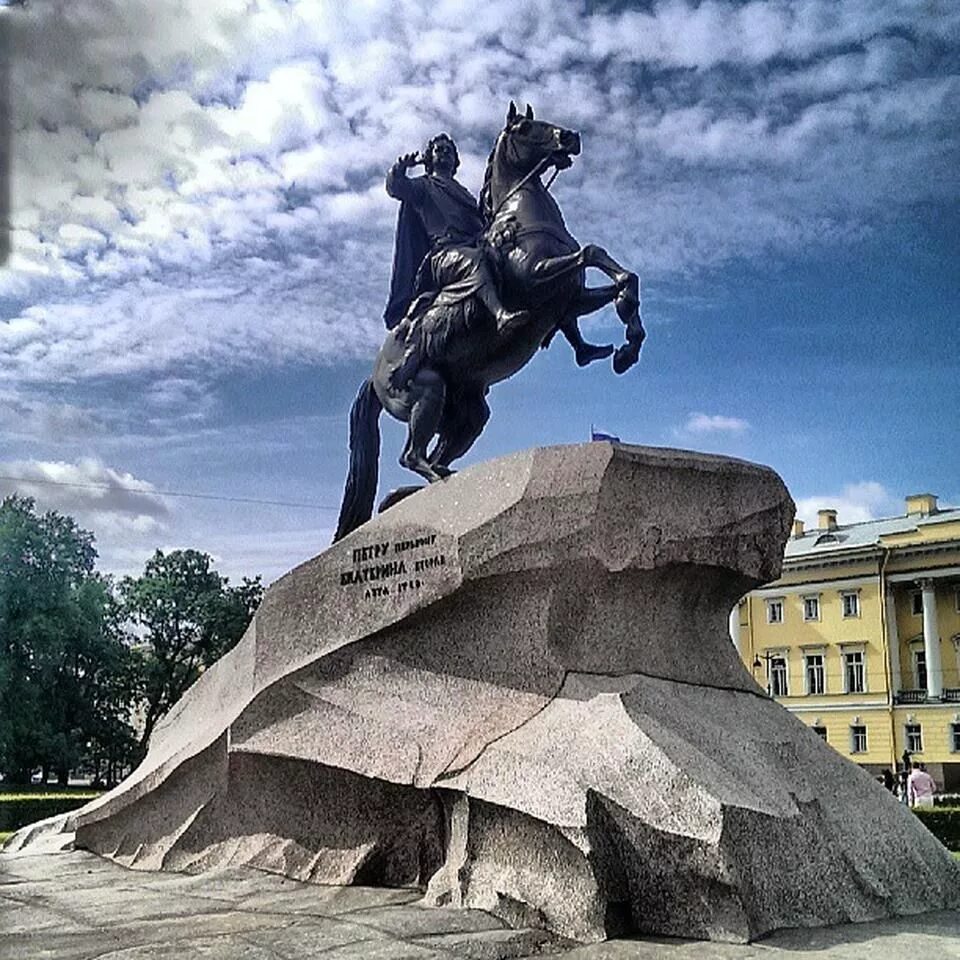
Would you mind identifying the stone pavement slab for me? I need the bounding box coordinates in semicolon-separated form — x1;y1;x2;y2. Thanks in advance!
2;846;959;959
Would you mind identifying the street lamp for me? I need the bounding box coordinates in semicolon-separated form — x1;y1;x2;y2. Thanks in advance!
752;652;777;697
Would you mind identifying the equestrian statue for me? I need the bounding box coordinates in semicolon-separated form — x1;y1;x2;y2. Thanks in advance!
334;102;645;541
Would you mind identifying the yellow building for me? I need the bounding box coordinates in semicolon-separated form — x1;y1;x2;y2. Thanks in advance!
732;493;960;791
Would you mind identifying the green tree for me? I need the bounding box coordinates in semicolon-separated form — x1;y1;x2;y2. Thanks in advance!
0;495;137;785
120;549;262;753
67;579;142;786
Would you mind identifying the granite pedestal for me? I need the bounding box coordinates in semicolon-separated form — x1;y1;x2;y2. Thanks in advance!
9;444;959;943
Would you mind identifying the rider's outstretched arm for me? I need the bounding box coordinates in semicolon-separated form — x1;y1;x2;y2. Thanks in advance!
386;153;423;203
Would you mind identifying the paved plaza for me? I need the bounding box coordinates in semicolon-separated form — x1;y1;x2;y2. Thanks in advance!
3;840;959;960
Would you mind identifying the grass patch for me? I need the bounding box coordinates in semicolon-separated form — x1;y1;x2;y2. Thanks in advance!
0;791;100;802
0;789;102;832
0;831;12;844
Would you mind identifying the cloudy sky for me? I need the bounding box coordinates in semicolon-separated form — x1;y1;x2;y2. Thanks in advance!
0;0;957;584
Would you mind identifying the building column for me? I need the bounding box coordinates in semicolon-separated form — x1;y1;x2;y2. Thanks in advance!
729;602;741;654
920;579;942;699
885;588;902;696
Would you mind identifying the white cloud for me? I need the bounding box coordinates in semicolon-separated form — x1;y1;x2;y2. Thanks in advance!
0;0;955;388
0;393;104;442
794;482;902;527
683;412;750;435
0;458;172;546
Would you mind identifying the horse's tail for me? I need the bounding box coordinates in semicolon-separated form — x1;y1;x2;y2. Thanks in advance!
333;378;382;542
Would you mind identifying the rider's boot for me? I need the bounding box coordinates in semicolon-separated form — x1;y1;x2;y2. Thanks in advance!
559;317;614;367
389;323;423;390
390;344;420;390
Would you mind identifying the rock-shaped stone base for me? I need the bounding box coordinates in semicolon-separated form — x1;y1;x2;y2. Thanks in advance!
27;444;959;942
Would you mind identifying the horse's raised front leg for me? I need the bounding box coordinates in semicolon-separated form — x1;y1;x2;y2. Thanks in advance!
577;245;645;374
553;284;620;366
571;283;619;316
525;249;586;287
399;368;452;483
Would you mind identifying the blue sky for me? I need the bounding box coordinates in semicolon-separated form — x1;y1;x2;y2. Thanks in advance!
0;0;957;584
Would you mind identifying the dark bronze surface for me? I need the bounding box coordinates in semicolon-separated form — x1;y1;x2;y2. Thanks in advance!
335;103;645;541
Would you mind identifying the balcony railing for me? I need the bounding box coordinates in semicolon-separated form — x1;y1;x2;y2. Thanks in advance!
894;688;960;704
894;689;928;704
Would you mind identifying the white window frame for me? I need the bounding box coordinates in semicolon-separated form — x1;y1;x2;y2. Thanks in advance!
768;652;789;697
911;591;923;616
841;646;866;694
950;722;960;754
913;648;927;690
850;724;868;754
766;598;784;624
841;590;860;619
802;594;820;622
905;722;923;753
804;651;826;695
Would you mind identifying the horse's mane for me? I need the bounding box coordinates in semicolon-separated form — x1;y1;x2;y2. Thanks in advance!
478;130;505;228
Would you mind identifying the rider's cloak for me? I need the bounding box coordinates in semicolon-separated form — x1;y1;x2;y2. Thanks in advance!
383;201;429;329
382;174;484;329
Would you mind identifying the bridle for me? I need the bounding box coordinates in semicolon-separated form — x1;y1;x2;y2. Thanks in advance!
489;129;568;220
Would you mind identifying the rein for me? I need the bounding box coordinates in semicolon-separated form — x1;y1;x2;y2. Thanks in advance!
490;155;552;219
488;133;565;220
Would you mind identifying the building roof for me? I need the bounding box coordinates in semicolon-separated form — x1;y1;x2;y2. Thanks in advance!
784;506;960;560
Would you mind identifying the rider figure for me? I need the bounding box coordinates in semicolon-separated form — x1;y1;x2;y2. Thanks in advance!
384;134;521;331
383;133;610;387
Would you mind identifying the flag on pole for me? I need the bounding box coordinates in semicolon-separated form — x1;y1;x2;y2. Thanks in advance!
590;427;620;442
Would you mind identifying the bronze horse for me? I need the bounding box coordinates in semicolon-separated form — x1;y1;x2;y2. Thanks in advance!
334;103;644;540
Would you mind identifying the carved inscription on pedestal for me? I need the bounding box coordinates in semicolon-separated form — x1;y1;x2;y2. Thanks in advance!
339;533;447;601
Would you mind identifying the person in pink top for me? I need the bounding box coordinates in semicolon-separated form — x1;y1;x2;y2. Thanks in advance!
907;762;937;808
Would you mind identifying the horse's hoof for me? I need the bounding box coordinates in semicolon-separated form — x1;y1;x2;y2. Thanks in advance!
613;343;640;374
575;343;614;367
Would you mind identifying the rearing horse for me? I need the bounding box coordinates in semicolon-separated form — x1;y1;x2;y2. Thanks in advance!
334;102;645;541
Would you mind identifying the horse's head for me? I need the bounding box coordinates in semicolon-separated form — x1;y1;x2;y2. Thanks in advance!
480;102;582;224
500;101;581;176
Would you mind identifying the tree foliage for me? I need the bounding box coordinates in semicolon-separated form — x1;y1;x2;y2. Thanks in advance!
120;549;263;752
0;497;263;784
0;495;138;784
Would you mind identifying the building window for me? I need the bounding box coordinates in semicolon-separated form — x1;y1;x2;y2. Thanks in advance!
805;653;825;695
955;588;960;614
850;725;868;753
841;591;860;618
812;725;828;741
912;591;923;616
951;723;960;753
802;595;820;622
913;650;927;690
766;598;784;624
905;723;923;753
769;655;788;696
844;650;865;693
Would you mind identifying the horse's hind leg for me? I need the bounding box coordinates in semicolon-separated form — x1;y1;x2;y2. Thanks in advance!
430;389;490;469
399;368;451;483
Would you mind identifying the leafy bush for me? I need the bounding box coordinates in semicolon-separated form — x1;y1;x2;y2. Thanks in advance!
0;791;99;832
914;806;960;851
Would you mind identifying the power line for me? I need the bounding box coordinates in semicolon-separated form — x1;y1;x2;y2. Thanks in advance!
0;474;338;511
